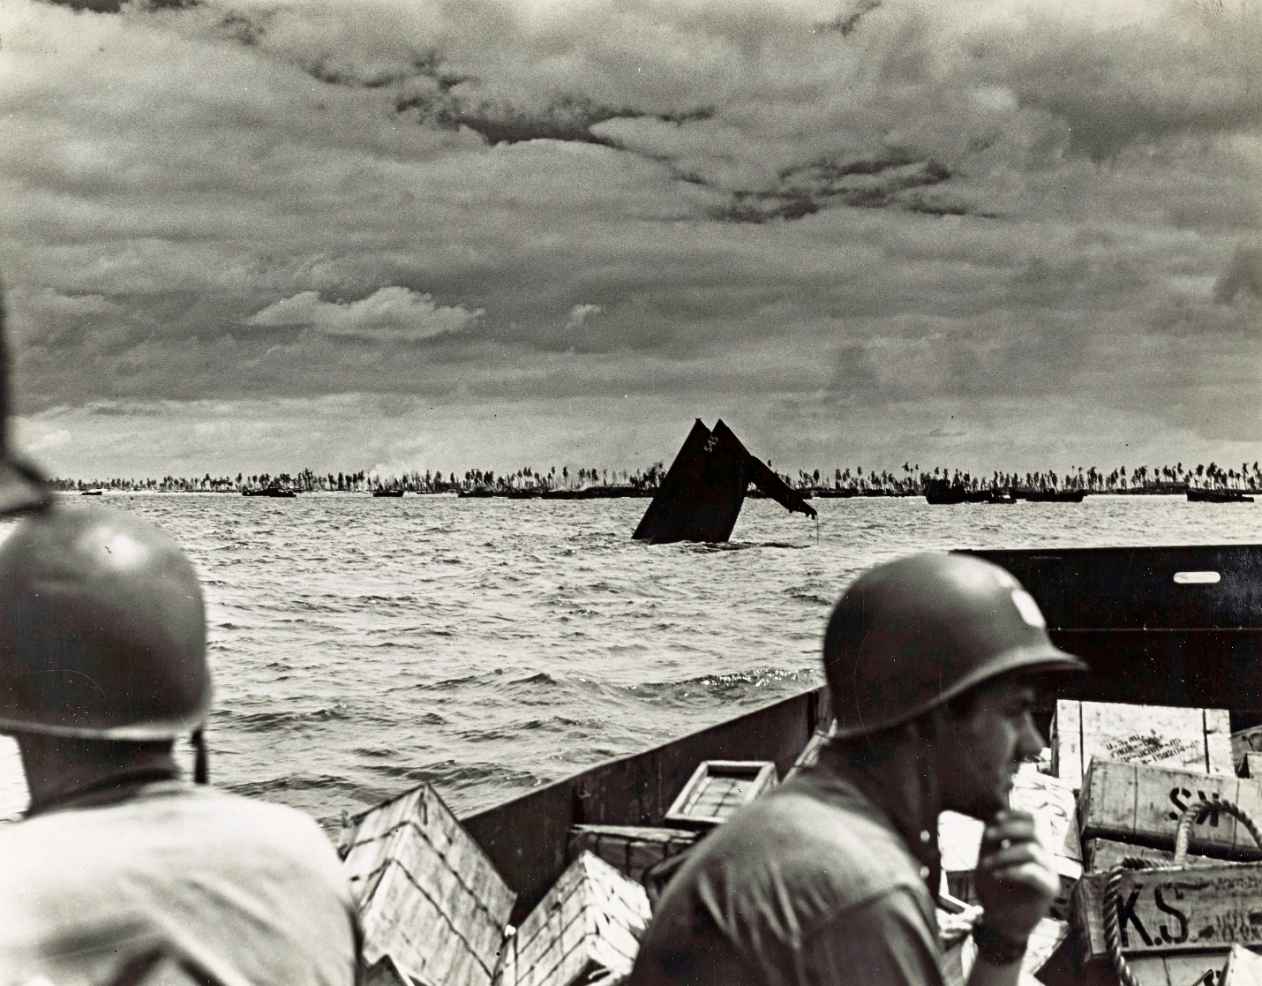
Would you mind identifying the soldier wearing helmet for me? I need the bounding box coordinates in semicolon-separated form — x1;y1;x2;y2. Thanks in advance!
629;552;1087;986
0;293;359;985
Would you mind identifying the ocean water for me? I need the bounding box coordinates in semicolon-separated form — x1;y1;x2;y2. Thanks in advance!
2;492;1260;829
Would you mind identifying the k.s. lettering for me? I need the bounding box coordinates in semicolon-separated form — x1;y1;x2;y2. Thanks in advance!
1115;881;1191;948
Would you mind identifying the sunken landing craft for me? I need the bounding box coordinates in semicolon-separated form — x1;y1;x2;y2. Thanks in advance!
632;419;817;544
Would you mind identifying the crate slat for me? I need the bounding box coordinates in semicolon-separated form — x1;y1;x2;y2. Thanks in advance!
1079;760;1262;861
1054;701;1233;789
1084;838;1216;872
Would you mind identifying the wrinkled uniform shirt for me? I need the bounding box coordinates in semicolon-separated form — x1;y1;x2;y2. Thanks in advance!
0;781;358;986
628;768;945;986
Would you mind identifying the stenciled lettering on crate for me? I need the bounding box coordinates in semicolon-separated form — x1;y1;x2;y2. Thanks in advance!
495;852;650;986
940;765;1081;918
1079;761;1262;860
1074;861;1262;968
1053;701;1234;790
342;783;516;986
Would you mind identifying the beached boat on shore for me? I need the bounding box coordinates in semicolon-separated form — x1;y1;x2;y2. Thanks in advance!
342;541;1262;985
1188;486;1254;503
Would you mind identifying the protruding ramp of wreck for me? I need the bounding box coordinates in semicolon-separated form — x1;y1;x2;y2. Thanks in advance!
632;419;817;544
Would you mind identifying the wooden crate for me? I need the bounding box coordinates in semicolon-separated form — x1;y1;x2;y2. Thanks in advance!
1079;760;1262;861
939;765;1081;918
1073;860;1262;963
1223;945;1262;985
567;825;698;883
343;783;516;986
495;851;650;986
1053;700;1233;789
664;760;777;829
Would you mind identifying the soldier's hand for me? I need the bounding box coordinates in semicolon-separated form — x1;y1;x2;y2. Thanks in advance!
972;810;1058;942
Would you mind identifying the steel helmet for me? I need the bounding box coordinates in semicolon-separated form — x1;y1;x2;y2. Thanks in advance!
0;506;211;739
0;283;52;517
823;552;1085;739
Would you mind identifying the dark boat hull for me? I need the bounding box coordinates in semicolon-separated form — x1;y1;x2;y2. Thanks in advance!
1188;487;1254;503
1015;489;1087;503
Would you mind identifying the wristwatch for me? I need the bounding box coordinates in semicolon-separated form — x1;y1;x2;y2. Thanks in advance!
971;922;1029;966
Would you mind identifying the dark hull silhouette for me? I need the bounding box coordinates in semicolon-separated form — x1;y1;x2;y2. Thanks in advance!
372;489;405;497
632;419;816;544
924;479;1012;505
1015;489;1087;503
1188;487;1254;503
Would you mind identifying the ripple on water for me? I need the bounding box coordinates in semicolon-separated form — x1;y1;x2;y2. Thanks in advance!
90;492;1258;822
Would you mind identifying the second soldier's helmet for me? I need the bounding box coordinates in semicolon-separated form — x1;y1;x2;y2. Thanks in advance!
823;552;1085;739
0;507;210;739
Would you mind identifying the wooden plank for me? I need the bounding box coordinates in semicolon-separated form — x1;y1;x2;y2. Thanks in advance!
1085;838;1217;872
1054;701;1233;789
1079;761;1262;861
1052;699;1082;785
1074;861;1262;961
1222;945;1262;985
567;825;698;884
940;765;1081;918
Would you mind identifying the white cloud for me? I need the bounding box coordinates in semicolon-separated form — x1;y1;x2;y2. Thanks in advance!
246;287;483;340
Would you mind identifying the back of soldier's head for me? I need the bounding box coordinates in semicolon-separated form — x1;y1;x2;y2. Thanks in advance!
0;507;210;743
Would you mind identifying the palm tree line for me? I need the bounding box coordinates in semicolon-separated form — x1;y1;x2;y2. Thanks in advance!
46;458;1262;496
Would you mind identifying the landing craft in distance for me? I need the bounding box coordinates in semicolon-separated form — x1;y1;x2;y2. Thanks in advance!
632;419;817;545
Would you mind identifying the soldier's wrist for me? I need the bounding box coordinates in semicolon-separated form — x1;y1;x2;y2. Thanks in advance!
971;921;1028;966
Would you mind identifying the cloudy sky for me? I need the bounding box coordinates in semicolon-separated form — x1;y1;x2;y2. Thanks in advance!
2;0;1260;480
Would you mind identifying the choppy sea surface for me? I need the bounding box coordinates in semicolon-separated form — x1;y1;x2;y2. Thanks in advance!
2;492;1260;829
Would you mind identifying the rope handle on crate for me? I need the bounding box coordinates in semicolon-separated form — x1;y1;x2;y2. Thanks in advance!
1104;797;1262;986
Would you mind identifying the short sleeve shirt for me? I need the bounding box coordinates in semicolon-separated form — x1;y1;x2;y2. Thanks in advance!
0;781;358;986
628;768;945;986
